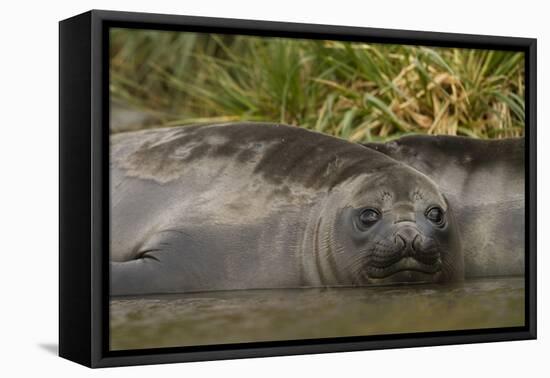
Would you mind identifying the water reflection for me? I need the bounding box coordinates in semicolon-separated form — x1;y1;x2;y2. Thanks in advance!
110;277;524;350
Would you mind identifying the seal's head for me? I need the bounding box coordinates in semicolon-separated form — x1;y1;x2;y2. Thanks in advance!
328;164;464;285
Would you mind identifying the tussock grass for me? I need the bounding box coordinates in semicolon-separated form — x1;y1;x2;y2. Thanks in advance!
110;28;524;141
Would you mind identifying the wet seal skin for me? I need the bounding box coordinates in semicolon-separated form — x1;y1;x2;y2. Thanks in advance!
362;135;525;278
110;123;464;296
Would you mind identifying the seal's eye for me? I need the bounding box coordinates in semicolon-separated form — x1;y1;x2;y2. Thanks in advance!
426;206;445;226
359;208;381;228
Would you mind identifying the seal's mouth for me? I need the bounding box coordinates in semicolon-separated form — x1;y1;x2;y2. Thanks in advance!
366;256;442;279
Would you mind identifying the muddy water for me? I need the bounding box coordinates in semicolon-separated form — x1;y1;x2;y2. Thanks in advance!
110;277;524;351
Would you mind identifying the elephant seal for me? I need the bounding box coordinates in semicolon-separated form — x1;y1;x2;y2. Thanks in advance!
362;135;524;278
110;123;463;296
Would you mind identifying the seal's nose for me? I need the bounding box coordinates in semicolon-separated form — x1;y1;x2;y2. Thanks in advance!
394;227;421;256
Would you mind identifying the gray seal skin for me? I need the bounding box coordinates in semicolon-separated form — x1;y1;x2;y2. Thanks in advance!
362;135;524;278
110;123;464;296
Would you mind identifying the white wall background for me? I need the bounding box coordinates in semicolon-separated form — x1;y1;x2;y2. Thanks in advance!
1;0;546;376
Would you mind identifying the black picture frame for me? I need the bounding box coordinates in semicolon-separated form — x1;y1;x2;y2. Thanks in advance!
59;9;537;368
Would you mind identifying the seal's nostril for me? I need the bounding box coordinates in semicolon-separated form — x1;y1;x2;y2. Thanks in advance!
412;234;421;252
394;234;406;247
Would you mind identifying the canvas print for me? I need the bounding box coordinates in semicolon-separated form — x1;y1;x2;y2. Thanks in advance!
109;28;525;351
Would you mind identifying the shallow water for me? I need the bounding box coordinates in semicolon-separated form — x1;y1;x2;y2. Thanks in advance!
110;277;524;351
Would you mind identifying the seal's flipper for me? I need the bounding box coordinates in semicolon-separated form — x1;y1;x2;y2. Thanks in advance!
110;260;164;296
